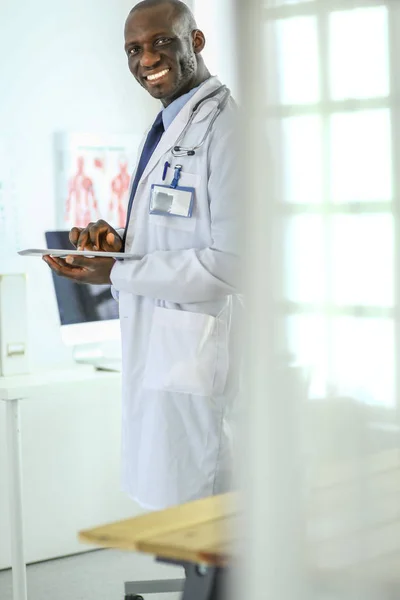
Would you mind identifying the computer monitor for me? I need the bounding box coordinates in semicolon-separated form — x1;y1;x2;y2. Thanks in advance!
45;231;120;365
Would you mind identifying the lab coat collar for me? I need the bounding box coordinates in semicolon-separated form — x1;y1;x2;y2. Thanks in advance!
139;76;223;184
175;76;223;124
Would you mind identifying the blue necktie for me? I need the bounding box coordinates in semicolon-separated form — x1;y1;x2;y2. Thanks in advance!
123;112;165;248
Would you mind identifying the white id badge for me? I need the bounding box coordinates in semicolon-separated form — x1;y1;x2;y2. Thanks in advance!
150;184;195;218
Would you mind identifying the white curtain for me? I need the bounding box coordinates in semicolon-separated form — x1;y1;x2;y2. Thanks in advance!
233;0;400;598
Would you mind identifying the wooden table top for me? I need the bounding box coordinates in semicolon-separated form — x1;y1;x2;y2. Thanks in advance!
79;448;400;581
79;493;236;567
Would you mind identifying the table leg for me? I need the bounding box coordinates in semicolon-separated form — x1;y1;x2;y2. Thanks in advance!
182;564;225;600
6;399;28;600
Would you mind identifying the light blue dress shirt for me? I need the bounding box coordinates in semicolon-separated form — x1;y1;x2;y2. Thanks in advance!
162;83;203;130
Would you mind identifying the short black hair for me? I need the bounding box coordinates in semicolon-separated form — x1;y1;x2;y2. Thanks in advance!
129;0;197;34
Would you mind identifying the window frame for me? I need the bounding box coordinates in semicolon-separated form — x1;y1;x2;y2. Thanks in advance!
265;0;398;406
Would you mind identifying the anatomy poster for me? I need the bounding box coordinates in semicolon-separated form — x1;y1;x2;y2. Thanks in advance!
54;133;142;230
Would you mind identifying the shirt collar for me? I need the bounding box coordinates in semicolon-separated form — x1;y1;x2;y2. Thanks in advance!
161;82;205;130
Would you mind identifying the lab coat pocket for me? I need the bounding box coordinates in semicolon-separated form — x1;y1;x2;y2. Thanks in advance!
143;307;228;397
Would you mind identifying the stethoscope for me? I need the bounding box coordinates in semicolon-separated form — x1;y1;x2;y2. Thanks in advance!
171;85;231;157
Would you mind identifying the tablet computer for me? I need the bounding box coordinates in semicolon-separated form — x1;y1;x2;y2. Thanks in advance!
18;249;133;259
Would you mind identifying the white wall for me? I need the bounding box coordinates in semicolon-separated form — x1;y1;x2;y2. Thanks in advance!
0;0;158;370
193;0;239;98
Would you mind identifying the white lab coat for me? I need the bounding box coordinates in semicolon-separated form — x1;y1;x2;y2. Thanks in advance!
111;77;240;510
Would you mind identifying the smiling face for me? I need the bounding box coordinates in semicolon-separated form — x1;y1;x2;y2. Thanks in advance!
124;4;207;106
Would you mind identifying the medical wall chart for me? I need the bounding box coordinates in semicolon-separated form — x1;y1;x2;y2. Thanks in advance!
54;133;142;231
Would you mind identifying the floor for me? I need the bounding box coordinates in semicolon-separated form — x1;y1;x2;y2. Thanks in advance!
0;548;184;600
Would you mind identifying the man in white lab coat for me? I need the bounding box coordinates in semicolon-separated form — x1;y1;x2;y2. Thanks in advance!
44;0;240;510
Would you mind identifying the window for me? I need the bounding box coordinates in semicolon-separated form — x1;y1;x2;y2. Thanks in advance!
265;1;395;406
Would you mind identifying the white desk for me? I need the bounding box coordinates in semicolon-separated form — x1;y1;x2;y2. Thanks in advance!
0;366;121;600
